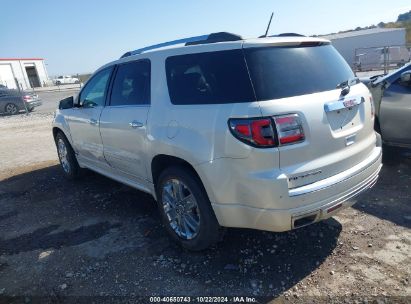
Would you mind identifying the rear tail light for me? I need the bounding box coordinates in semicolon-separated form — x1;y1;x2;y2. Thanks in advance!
23;95;31;101
369;94;375;119
229;118;276;147
228;114;305;148
274;114;305;145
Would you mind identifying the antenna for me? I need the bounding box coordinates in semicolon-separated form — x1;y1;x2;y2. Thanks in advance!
262;12;274;38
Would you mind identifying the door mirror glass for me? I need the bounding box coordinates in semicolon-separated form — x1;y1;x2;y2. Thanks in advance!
59;96;74;109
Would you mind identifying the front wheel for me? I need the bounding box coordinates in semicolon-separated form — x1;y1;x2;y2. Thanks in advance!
55;132;80;179
156;166;221;251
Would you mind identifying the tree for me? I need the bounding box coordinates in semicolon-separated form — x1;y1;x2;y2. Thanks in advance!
397;11;411;22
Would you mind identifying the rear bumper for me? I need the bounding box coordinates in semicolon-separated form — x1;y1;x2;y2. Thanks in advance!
208;145;382;232
26;99;42;109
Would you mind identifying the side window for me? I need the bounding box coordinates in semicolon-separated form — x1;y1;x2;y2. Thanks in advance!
110;60;150;106
398;73;411;88
165;50;255;105
79;67;113;108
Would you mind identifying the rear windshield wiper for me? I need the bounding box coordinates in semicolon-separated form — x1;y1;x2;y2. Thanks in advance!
336;77;359;96
336;77;359;89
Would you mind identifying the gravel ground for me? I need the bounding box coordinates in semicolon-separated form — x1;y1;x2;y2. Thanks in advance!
0;113;410;303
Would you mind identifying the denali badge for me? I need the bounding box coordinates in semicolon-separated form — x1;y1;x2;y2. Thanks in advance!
289;170;322;182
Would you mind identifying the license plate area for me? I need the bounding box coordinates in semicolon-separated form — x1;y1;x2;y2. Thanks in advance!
324;96;364;133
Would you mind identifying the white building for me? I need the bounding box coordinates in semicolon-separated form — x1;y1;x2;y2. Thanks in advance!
0;58;49;90
322;28;407;68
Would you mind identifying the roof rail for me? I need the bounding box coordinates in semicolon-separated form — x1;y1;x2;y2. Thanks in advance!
120;32;243;59
269;33;306;37
185;32;242;46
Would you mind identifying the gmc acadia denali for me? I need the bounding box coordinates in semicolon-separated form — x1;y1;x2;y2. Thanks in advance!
52;32;382;250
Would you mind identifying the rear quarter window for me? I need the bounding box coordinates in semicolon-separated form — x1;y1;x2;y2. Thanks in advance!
165;50;255;105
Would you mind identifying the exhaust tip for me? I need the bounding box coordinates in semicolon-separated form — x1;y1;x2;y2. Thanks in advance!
292;212;319;229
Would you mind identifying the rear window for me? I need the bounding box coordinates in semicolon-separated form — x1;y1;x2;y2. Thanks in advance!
245;44;355;100
166;50;255;105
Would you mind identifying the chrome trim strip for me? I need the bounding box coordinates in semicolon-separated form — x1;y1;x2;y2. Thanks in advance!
324;95;364;112
289;148;382;197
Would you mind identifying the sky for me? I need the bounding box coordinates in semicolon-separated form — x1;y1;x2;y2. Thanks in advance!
1;0;410;76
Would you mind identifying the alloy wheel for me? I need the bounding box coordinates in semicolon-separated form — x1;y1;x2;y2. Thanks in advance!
5;104;18;115
162;179;201;240
57;138;70;174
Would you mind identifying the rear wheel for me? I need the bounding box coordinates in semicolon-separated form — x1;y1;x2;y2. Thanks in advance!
5;103;18;115
55;132;80;179
156;166;221;251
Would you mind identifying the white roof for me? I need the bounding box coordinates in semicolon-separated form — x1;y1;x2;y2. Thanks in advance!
321;27;405;40
100;36;330;72
126;36;328;56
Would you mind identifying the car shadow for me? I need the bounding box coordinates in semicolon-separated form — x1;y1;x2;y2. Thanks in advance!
353;146;411;229
0;164;341;297
0;222;121;255
153;220;341;297
0;112;26;117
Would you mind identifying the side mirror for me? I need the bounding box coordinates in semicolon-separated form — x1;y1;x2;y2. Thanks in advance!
400;71;411;83
58;96;74;110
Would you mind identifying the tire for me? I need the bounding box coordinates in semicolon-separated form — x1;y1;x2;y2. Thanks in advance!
5;103;19;115
55;132;81;180
156;166;221;251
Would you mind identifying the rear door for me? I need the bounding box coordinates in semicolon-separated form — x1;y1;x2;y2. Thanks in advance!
67;67;113;166
100;60;151;181
244;43;376;188
380;75;411;145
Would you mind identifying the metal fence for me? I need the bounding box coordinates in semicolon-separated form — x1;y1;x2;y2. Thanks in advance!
354;44;411;73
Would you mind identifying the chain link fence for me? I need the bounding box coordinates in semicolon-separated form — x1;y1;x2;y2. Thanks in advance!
354;44;411;73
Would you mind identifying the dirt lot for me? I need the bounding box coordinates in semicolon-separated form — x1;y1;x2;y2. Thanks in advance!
0;113;410;303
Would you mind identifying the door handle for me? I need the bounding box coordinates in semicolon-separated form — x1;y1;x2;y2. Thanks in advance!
129;121;144;128
89;118;98;125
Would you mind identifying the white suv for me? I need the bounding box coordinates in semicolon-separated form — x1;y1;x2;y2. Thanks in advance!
52;32;382;250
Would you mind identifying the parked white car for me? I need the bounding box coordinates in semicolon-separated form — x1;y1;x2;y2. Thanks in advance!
53;75;80;85
52;32;382;250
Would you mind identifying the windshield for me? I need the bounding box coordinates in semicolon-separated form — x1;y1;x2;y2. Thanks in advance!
244;44;355;100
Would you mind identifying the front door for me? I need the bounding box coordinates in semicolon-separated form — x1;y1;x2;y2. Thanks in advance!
100;60;151;181
67;67;113;166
